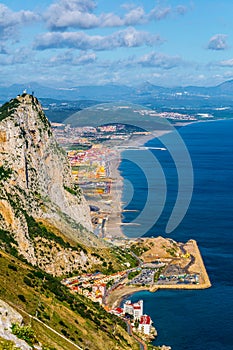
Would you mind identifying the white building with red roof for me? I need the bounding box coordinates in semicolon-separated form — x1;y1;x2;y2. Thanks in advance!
138;315;152;335
123;300;143;320
111;307;124;316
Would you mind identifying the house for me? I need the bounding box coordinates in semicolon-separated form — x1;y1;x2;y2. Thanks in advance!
123;300;143;320
111;307;124;316
92;283;106;297
138;315;152;335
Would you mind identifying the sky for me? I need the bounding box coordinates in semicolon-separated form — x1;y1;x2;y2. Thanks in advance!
1;0;233;88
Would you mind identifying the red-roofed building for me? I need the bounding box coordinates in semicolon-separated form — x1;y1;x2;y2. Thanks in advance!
110;307;123;316
123;300;143;320
138;315;152;335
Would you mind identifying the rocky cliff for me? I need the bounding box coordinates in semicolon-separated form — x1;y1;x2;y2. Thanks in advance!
0;299;32;350
0;94;105;274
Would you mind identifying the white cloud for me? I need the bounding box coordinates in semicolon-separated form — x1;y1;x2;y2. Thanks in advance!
44;0;187;30
48;50;96;65
124;7;146;25
0;47;34;65
138;51;183;69
207;34;228;50
34;27;162;51
148;6;171;21
218;58;233;67
0;4;39;39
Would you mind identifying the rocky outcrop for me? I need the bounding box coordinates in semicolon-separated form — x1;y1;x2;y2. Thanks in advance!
0;94;104;273
0;299;32;349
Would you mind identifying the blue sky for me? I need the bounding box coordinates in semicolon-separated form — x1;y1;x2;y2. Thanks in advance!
1;0;233;87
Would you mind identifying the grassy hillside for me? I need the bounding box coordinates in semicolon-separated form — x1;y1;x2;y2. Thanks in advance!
64;102;169;131
0;250;139;350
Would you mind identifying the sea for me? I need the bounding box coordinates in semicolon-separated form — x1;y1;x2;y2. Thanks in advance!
119;119;233;350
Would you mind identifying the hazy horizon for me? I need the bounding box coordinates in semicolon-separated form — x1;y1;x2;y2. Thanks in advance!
1;1;233;88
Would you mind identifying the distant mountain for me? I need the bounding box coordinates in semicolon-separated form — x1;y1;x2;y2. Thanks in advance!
0;82;136;102
64;102;171;130
1;80;233;105
214;79;233;94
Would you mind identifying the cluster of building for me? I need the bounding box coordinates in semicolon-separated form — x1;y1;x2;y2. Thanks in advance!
62;270;155;336
67;144;114;191
111;300;154;336
132;108;197;121
52;123;131;147
62;271;126;305
158;273;199;285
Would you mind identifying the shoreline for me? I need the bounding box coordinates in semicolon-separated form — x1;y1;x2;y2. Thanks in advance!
104;153;124;238
104;118;224;238
105;128;172;238
106;272;211;311
105;238;211;310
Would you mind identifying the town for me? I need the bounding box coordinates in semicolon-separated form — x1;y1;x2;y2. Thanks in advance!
62;270;157;340
61;242;202;343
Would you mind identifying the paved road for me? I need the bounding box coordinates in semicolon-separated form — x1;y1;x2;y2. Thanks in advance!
125;319;147;350
180;243;195;273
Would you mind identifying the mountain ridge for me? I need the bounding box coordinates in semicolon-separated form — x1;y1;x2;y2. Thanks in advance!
1;79;233;102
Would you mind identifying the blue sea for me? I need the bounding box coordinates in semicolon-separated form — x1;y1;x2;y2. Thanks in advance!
119;119;233;350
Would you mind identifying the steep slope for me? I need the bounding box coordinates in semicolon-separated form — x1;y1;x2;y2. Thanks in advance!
0;94;135;276
0;94;140;350
0;251;139;350
0;93;92;229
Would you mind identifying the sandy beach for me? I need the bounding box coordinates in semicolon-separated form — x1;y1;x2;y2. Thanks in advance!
104;129;172;238
104;155;125;237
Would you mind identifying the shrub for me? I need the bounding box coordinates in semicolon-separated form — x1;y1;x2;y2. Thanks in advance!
0;166;12;182
18;294;26;303
23;277;33;287
11;323;37;346
8;264;17;271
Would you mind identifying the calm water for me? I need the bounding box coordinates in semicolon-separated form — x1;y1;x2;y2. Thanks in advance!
119;119;233;350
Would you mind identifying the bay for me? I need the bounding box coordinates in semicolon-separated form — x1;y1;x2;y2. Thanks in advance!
119;119;233;350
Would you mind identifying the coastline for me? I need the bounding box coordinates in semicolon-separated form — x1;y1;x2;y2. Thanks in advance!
104;123;211;310
105;238;211;310
104;154;125;237
105;129;172;238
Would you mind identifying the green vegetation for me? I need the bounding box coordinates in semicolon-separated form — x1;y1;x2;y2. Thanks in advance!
25;214;73;250
1;193;137;276
128;270;141;280
11;323;37;346
165;246;178;257
0;251;139;350
0;98;20;122
0;229;18;257
0;166;12;182
110;247;138;268
38;111;51;130
0;337;20;350
69;144;91;151
64;185;81;198
154;267;165;283
130;243;149;257
106;279;114;289
64;102;166;130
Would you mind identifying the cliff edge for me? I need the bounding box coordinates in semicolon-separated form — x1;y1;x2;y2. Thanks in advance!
0;94;104;274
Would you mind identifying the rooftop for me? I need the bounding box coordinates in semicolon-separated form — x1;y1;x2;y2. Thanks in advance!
140;315;151;325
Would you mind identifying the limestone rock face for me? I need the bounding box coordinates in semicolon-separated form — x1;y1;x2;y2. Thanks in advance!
0;299;32;349
0;94;98;270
